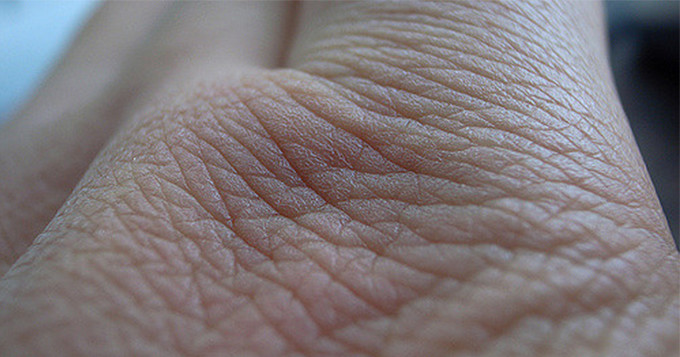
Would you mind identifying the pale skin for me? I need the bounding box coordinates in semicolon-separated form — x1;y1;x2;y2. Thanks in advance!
0;1;677;356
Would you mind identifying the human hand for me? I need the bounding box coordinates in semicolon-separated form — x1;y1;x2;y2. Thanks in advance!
0;1;677;356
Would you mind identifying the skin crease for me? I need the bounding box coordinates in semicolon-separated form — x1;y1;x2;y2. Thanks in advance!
0;0;677;356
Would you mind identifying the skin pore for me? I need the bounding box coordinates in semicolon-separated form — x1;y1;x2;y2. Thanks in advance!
0;1;677;356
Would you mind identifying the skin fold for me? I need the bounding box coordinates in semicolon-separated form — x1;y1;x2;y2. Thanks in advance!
0;1;677;356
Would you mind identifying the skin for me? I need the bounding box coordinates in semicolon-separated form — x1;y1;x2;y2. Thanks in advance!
0;1;677;356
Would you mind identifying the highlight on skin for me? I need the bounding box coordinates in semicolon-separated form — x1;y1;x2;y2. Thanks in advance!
0;1;676;356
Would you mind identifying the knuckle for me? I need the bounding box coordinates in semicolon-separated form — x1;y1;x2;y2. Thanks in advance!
289;0;669;254
6;57;675;355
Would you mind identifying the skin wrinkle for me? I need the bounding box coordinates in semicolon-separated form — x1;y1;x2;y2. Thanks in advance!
294;2;644;196
255;82;436;210
150;126;288;266
195;89;387;268
236;78;419;253
434;275;601;352
0;1;677;356
75;188;280;354
128;87;438;352
406;1;605;93
262;70;640;264
454;250;616;319
2;65;660;352
18;132;251;352
299;8;565;100
598;269;677;355
290;18;668;260
302;42;637;208
298;53;635;213
75;71;588;350
223;85;448;322
239;73;572;270
264;72;498;190
284;2;672;352
183;118;395;325
255;69;664;350
511;252;673;354
35;259;163;355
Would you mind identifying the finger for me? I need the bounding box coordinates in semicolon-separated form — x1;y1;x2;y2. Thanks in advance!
285;0;674;248
0;0;294;275
0;1;676;356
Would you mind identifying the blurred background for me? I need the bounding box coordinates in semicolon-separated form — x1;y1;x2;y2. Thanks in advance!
1;0;678;246
607;1;678;244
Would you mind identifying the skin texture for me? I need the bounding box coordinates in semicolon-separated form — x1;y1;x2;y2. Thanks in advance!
0;1;677;356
